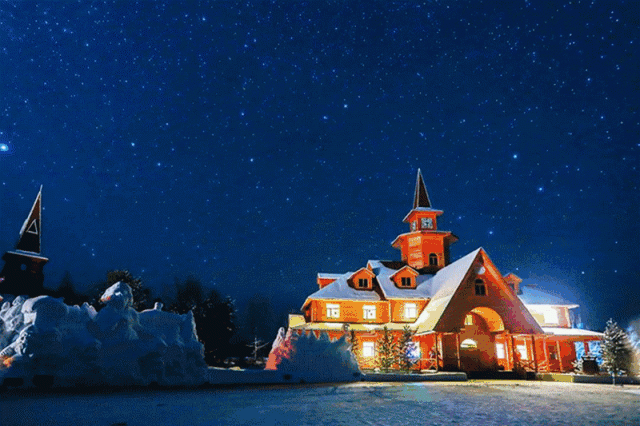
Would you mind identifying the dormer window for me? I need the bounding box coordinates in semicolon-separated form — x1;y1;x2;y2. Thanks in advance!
358;278;369;288
474;279;486;296
429;253;438;266
401;277;412;287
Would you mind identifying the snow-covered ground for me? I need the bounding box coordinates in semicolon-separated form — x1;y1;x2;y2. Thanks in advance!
1;381;639;425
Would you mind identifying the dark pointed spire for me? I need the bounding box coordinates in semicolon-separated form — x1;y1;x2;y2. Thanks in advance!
412;169;431;209
16;185;42;253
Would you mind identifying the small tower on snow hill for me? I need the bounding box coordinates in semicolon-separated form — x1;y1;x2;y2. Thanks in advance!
391;170;458;273
0;186;49;297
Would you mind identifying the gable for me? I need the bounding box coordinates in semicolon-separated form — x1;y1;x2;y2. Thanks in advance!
348;268;376;290
415;248;542;334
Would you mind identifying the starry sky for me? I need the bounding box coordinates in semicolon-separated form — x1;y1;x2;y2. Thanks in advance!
0;1;638;329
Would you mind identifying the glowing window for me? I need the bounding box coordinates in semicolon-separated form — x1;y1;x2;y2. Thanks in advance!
401;277;413;287
429;253;438;266
326;303;340;319
404;303;417;319
516;344;528;360
495;343;505;359
363;305;376;319
460;339;478;349
464;314;473;326
358;278;369;288
543;309;559;324
363;341;375;357
474;279;486;296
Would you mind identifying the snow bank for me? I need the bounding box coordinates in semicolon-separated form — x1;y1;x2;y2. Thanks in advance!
265;328;361;383
0;282;207;388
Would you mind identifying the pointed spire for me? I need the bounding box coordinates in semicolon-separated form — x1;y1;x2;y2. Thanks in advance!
16;185;42;254
412;169;431;209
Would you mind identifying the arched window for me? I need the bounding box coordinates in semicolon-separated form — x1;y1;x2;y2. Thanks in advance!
460;339;478;349
474;279;486;296
429;253;438;266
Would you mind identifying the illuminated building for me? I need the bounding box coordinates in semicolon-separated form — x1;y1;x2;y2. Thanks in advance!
289;171;602;372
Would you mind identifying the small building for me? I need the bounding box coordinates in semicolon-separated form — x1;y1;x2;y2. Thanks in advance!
0;186;48;297
289;171;602;373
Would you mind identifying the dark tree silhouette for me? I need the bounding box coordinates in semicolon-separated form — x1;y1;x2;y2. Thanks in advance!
89;270;151;311
54;271;88;306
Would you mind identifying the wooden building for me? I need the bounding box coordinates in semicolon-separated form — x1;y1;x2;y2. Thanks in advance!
289;171;602;373
0;186;48;297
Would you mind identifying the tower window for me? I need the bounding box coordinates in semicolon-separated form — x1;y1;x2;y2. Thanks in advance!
400;277;412;287
420;217;433;229
474;279;486;296
357;278;369;288
429;253;438;266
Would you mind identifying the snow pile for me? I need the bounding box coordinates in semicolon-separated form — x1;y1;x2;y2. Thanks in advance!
265;328;361;383
0;282;207;387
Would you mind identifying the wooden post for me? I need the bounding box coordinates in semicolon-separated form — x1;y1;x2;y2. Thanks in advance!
455;333;461;371
511;334;517;371
531;335;538;372
556;341;563;372
542;336;550;372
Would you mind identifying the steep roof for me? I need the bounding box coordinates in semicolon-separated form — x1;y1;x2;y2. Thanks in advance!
367;260;432;299
413;248;482;333
518;286;578;307
413;169;432;209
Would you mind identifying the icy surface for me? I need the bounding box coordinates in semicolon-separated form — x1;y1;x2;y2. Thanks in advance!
266;327;361;383
0;282;207;387
1;381;639;426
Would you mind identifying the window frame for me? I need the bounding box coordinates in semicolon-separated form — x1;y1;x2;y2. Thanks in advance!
362;341;375;357
357;278;369;289
495;343;506;359
543;308;559;325
464;314;474;326
400;276;413;287
404;303;417;319
474;279;487;296
428;253;438;266
516;344;528;360
326;303;340;319
363;305;376;320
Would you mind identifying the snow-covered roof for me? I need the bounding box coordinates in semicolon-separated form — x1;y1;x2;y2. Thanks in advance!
519;286;578;307
542;327;603;337
303;272;380;307
317;273;343;279
367;260;432;299
414;248;482;333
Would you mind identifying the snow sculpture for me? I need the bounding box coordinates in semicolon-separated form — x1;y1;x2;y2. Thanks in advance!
266;327;361;383
0;282;207;388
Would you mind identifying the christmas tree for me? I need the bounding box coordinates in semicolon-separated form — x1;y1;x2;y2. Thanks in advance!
376;326;398;373
602;318;632;384
398;326;417;372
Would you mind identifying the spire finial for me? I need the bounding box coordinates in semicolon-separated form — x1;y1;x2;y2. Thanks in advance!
413;169;431;209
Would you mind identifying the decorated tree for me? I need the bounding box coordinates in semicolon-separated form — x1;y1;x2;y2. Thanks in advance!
398;326;418;372
376;326;398;373
602;318;633;384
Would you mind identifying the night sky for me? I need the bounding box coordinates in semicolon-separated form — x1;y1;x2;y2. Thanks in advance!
0;1;638;330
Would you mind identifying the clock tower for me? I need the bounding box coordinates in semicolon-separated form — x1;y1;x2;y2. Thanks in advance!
391;170;458;272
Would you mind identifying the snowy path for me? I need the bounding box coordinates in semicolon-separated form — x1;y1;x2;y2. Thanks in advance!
1;381;639;426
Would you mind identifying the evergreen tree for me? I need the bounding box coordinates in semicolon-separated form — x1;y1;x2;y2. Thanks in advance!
602;318;633;384
398;326;417;372
193;289;237;366
55;271;87;306
376;326;398;373
168;276;205;314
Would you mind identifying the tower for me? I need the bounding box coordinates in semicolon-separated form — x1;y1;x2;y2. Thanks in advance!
391;170;458;272
0;186;49;297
